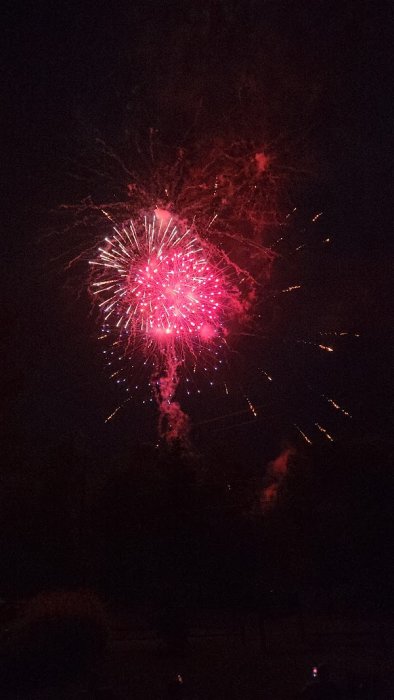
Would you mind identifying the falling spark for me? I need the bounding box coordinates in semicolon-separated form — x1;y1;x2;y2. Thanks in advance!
315;422;334;442
207;213;218;230
322;394;352;417
296;339;334;353
270;236;284;249
281;284;301;293
318;330;360;339
294;424;313;445
245;396;258;417
312;212;323;223
105;405;122;423
285;207;298;219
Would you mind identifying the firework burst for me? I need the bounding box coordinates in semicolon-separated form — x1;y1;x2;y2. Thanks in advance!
90;208;246;442
57;130;356;448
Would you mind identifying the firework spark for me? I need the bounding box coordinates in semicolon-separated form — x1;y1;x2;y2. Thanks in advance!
245;396;258;417
315;422;334;442
318;344;334;353
322;395;352;418
281;284;301;293
294;424;313;445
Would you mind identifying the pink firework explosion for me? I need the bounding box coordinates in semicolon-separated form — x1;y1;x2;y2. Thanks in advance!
90;209;245;442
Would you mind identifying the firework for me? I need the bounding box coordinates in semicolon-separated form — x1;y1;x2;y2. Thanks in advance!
64;132;355;447
90;209;244;441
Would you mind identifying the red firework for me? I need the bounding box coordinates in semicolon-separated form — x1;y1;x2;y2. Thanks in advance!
89;209;244;441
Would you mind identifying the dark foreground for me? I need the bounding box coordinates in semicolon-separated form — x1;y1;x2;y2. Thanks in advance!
4;606;392;699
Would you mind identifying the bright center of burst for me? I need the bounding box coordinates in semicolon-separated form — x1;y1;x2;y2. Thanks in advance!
127;250;220;343
92;215;229;352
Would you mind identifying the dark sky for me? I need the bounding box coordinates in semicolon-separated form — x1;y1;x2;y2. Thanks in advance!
2;1;393;469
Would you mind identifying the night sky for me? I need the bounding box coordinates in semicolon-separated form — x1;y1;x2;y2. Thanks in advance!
3;1;393;471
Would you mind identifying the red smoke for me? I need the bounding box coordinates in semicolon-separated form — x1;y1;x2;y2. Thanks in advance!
260;447;295;512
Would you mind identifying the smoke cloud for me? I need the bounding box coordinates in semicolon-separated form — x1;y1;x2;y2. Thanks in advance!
260;447;295;512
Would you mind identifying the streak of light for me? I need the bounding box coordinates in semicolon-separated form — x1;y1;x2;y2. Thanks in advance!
315;423;334;442
294;424;313;445
195;406;261;426
322;394;352;418
245;396;258;417
105;405;122;423
281;285;301;293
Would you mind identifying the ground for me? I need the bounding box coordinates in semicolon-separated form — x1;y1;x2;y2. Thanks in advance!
26;608;393;698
